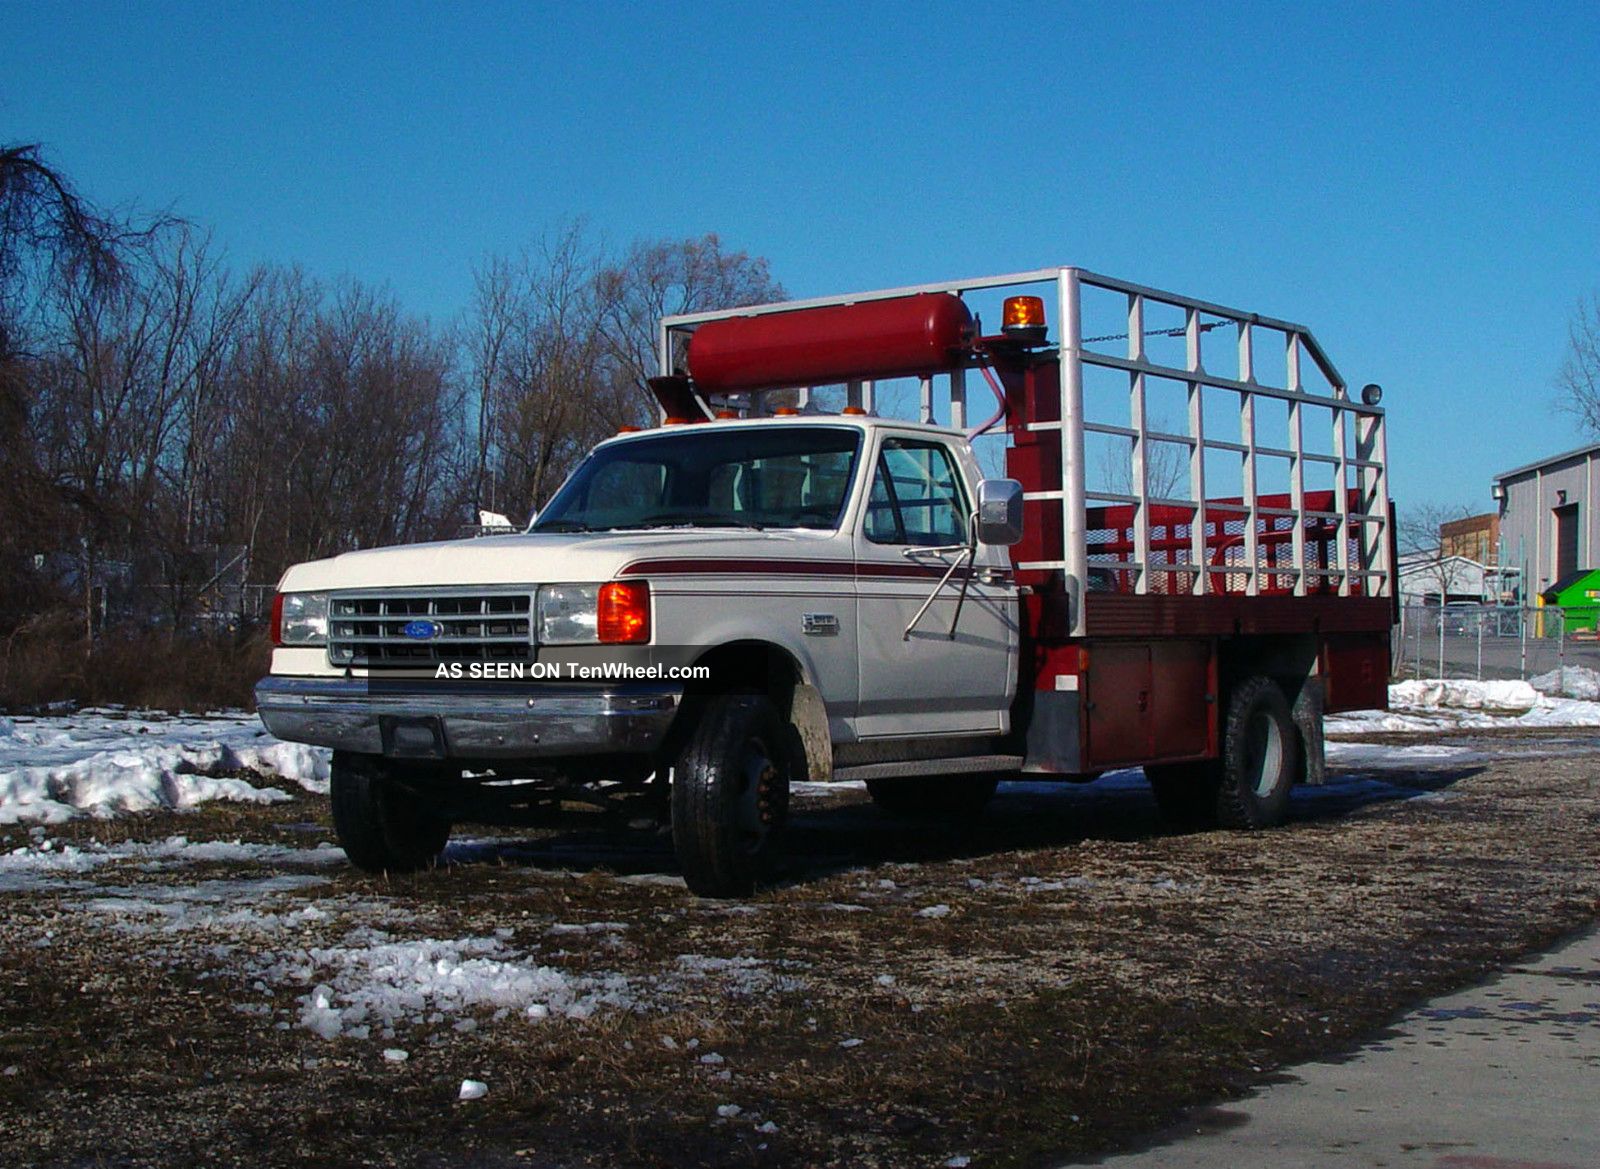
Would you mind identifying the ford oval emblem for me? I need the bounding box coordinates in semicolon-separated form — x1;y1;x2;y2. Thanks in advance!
401;619;442;640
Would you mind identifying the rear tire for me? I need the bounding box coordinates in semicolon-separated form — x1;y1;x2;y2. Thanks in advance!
1215;675;1297;829
329;751;451;874
866;774;1000;820
671;695;792;897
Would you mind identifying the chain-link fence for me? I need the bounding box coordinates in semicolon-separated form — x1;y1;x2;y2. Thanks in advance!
1395;604;1596;682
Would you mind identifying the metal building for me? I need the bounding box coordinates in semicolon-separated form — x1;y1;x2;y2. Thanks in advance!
1493;442;1600;600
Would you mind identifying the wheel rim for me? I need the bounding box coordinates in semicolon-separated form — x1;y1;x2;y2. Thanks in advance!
1243;707;1286;798
734;735;780;855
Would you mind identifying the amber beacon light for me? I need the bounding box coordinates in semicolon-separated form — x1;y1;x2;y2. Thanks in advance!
1001;295;1047;340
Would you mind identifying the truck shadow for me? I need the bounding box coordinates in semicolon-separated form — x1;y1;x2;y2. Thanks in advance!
439;762;1486;885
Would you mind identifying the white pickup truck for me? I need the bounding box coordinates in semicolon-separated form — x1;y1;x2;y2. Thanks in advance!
258;267;1393;896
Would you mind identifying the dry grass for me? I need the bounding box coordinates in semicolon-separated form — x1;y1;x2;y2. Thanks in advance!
2;744;1598;1168
0;612;270;712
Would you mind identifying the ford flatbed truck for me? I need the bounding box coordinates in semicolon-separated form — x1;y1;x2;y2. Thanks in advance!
256;266;1394;896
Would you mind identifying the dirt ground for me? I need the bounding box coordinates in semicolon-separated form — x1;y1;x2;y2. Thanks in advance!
3;738;1599;1169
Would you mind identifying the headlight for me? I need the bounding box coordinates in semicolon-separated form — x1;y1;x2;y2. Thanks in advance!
273;592;329;646
537;584;599;644
536;582;651;645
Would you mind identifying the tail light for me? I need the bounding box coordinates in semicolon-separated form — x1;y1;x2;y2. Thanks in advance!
270;592;285;646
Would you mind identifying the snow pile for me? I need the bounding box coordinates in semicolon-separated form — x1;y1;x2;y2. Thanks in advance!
0;710;330;825
1391;679;1539;714
1530;665;1600;701
258;935;634;1040
1329;678;1600;734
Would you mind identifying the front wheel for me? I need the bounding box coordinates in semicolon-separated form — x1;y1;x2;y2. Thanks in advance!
671;695;792;897
329;751;452;874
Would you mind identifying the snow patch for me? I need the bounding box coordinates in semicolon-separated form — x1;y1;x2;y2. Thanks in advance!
0;835;344;892
257;935;634;1039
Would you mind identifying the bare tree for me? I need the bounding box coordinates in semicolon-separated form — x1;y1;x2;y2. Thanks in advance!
0;143;133;343
1398;501;1478;605
1557;293;1600;434
594;233;785;425
465;229;786;517
0;143;155;622
1095;415;1188;500
464;227;615;519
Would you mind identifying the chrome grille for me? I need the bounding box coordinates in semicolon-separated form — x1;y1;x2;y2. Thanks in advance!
328;591;532;668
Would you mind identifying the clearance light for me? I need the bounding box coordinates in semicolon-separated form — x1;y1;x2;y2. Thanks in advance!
715;409;739;419
841;406;867;416
598;581;651;644
772;406;800;416
1002;295;1047;340
663;416;690;426
617;425;642;434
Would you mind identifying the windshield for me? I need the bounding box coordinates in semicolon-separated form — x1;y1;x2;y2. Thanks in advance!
533;425;862;532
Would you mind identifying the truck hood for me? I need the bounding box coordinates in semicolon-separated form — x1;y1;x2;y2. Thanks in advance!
277;529;837;592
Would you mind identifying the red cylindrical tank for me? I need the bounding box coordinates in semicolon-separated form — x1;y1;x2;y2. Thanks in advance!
686;293;973;392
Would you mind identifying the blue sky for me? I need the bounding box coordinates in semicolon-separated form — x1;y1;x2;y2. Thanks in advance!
7;1;1599;514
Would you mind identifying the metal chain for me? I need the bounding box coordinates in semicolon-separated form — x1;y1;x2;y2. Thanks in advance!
1082;320;1231;345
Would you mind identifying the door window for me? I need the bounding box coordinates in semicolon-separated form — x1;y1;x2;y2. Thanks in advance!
865;440;968;547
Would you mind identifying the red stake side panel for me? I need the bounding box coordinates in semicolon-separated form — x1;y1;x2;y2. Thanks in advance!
1024;626;1388;773
686;293;974;393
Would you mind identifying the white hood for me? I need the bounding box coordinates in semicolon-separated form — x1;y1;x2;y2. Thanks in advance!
276;528;832;592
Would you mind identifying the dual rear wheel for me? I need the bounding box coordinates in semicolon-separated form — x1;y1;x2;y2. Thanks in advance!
1147;675;1298;831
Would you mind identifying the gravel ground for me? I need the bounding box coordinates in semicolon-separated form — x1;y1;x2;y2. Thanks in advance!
2;738;1598;1169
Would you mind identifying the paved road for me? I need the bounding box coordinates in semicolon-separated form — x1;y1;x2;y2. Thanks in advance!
1085;927;1600;1169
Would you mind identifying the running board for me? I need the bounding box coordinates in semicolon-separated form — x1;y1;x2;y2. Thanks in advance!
832;754;1023;783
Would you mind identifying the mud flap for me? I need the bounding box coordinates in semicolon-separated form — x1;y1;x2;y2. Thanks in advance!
1292;678;1326;786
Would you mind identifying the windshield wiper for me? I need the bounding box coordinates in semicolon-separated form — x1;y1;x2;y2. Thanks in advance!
532;519;595;533
620;514;768;531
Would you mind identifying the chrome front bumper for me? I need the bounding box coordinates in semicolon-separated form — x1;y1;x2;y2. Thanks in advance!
254;675;682;760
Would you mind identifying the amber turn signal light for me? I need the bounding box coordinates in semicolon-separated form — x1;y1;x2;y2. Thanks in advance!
598;581;651;644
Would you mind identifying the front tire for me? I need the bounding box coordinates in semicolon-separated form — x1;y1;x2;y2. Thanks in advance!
671;695;792;897
329;751;452;874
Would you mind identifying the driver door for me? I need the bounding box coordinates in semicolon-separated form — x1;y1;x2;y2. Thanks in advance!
853;435;1018;738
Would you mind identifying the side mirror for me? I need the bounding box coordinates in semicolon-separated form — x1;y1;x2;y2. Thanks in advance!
975;478;1024;546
